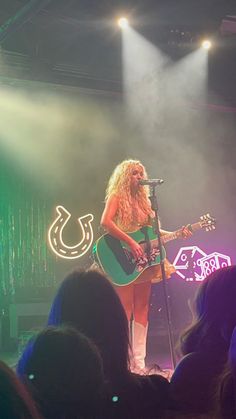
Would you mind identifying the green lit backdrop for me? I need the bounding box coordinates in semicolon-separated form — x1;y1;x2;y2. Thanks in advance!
0;84;127;314
0;157;56;304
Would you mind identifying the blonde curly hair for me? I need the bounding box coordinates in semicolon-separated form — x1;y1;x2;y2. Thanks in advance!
105;159;152;230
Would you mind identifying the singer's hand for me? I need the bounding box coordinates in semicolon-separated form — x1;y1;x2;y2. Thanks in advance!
181;225;192;239
129;240;144;260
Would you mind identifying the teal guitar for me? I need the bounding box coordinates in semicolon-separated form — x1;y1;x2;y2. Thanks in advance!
92;214;216;286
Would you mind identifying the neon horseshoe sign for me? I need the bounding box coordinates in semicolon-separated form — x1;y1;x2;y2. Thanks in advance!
48;205;94;259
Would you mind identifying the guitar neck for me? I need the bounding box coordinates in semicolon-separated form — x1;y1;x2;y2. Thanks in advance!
161;222;202;245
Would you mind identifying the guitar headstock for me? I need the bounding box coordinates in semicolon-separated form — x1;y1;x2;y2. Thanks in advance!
199;213;216;231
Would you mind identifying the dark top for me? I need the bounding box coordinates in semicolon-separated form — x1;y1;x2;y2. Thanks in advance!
219;372;236;419
105;372;171;419
170;351;227;415
18;340;171;419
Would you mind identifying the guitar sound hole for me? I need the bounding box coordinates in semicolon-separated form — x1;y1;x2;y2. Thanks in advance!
123;248;134;263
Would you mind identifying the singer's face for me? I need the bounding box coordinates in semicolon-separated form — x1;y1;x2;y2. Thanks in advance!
130;165;144;189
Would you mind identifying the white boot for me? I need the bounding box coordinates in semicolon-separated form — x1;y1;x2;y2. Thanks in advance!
132;321;148;373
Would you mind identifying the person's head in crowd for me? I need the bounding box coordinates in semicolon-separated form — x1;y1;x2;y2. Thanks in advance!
0;360;41;419
216;326;236;419
47;268;130;385
180;265;236;356
19;326;104;419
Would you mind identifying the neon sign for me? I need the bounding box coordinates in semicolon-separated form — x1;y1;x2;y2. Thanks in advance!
173;245;231;281
200;252;232;278
48;206;94;260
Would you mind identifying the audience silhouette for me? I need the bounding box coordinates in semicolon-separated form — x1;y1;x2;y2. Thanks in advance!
46;268;171;418
170;265;236;416
18;325;104;419
0;359;41;419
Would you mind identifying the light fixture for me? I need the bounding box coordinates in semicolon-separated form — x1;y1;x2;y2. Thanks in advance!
117;17;129;29
202;40;212;50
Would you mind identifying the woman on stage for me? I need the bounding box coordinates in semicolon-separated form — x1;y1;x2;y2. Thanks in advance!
101;159;191;372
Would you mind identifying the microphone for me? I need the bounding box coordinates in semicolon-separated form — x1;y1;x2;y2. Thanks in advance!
139;179;164;186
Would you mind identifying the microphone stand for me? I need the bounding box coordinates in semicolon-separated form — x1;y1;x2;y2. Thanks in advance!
148;184;176;370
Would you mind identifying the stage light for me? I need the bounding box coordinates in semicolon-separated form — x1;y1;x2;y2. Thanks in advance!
202;40;212;50
118;17;129;29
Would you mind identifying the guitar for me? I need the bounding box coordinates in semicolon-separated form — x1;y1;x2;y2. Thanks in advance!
92;214;216;286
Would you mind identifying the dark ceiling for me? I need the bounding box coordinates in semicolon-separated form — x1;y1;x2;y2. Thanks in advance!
0;0;235;99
